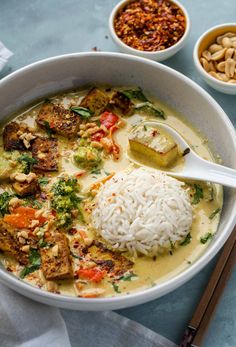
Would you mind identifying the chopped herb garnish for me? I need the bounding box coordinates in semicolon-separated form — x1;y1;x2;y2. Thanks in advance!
183;148;190;156
51;177;82;228
120;273;138;281
143;125;147;131
38;238;48;248
135;102;165;119
38;177;49;186
180;233;192;246
169;238;175;250
90;168;101;175
104;171;111;176
20;249;41;279
22;197;42;209
17;154;37;174
71;106;93;120
120;87;148;102
44;121;54;137
200;232;213;244
70;252;82;260
209;208;221;220
0;192;13;216
112;282;121;293
192;184;203;205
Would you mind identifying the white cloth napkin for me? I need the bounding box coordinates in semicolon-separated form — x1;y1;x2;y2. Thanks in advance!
0;282;177;347
0;41;13;71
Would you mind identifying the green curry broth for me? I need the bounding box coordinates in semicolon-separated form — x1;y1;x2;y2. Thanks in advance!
0;87;222;297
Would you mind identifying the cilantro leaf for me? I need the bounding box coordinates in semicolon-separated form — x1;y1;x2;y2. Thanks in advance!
120;273;138;281
200;232;213;244
20;249;41;279
17;154;37;174
209;208;221;220
112;282;121;293
192;184;203;205
180;233;192;246
44;121;54;137
38;177;49;186
71;106;93;120
135;102;165;119
121;87;148;102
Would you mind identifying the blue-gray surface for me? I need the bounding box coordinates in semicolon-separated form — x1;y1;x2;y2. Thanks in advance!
0;1;235;346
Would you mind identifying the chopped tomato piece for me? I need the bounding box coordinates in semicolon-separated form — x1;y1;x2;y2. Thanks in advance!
77;267;106;282
91;130;105;142
3;206;46;229
100;112;119;129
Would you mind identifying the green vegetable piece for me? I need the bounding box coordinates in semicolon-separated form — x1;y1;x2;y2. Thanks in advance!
17;154;37;174
0;192;13;216
74;146;101;169
38;177;49;186
44;121;54;137
51;177;82;228
180;233;192;246
20;249;41;279
22;197;43;209
120;273;138;281
135;102;165;119
71;106;93;120
121;87;148;102
209;207;221;220
38;238;48;248
112;282;121;293
200;232;213;244
192;184;204;205
91;168;101;175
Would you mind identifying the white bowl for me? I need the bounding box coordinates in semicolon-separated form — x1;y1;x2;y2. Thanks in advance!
109;0;190;61
0;52;235;310
193;23;236;95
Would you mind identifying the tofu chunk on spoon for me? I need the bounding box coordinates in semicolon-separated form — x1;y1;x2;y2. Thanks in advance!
129;124;179;167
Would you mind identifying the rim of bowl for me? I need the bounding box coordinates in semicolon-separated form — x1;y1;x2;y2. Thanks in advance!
193;23;236;88
0;52;236;309
109;0;191;56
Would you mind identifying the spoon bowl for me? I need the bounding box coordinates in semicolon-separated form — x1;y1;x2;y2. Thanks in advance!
129;122;236;188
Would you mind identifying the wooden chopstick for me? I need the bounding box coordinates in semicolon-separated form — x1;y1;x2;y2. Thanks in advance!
180;225;236;347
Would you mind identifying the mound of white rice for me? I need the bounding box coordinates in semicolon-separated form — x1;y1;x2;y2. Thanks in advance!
92;168;193;257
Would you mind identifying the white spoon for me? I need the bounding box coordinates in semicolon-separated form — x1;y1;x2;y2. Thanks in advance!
130;121;236;188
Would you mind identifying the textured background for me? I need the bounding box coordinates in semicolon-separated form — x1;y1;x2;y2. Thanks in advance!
0;0;236;346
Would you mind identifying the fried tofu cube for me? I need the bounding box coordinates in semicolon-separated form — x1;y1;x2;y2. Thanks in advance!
37;102;81;138
3;122;31;151
12;180;38;197
40;233;73;280
0;220;36;265
80;88;110;116
129;125;179;167
31;137;59;171
81;241;133;276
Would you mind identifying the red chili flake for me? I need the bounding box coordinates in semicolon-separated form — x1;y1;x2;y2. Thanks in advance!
114;0;186;51
68;228;78;235
152;130;158;136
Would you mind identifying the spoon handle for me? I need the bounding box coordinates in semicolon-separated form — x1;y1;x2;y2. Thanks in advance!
173;160;236;188
202;161;236;188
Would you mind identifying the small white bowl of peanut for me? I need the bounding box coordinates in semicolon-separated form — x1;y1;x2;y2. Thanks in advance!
193;23;236;94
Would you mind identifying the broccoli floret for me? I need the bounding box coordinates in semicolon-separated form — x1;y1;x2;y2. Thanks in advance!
51;177;82;228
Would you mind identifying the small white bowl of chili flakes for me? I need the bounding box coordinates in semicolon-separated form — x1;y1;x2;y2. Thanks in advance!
109;0;190;61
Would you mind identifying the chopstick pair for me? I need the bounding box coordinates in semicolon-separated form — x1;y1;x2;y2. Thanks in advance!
180;224;236;347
